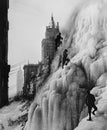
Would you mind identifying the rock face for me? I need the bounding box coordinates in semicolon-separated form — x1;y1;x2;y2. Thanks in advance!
25;1;107;130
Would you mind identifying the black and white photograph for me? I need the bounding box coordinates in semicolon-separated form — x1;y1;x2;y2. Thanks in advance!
0;0;107;130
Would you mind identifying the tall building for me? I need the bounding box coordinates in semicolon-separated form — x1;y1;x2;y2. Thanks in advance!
0;0;10;107
23;64;39;97
42;15;60;66
16;66;24;94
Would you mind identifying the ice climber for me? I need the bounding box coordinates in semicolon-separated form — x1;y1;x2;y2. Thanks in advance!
55;32;63;51
86;90;97;121
62;49;70;68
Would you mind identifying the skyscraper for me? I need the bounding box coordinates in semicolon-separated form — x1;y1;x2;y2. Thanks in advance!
0;0;10;107
42;15;60;65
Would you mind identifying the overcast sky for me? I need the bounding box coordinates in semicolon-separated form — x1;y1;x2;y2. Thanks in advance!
8;0;81;65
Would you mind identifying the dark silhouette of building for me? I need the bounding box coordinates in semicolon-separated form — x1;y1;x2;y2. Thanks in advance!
23;64;39;97
0;0;10;107
23;15;63;98
42;15;61;66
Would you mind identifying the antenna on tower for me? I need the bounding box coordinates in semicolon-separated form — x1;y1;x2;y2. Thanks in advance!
50;13;55;28
51;13;53;19
28;60;29;65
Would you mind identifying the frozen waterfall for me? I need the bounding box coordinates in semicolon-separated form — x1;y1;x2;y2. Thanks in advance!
25;1;107;130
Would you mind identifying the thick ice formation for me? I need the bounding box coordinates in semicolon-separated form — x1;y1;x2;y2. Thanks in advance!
25;1;107;130
24;65;87;130
74;75;107;130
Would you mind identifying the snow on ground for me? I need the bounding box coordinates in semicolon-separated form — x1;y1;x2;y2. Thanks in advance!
0;101;30;130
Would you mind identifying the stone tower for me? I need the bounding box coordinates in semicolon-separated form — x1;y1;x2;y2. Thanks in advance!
42;15;60;66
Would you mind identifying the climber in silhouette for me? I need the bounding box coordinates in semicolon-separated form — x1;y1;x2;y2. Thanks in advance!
86;90;97;121
62;49;70;68
55;32;63;51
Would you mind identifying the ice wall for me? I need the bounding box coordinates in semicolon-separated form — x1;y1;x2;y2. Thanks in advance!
74;75;107;130
24;64;87;130
25;1;107;130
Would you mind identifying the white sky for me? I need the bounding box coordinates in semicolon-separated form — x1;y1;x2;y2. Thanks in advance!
8;0;81;65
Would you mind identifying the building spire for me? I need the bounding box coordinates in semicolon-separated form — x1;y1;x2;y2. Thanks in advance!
56;22;59;30
28;60;29;65
50;13;55;28
51;13;54;21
